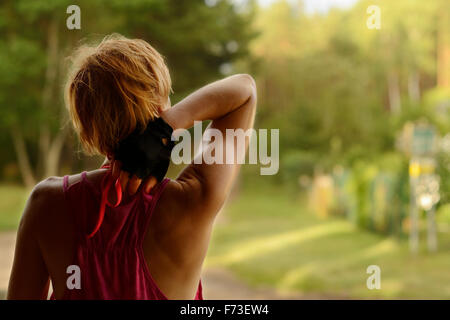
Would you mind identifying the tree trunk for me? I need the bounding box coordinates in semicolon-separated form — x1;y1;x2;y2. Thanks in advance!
44;127;68;177
10;127;36;189
437;7;450;88
387;71;401;113
408;71;420;103
39;15;61;178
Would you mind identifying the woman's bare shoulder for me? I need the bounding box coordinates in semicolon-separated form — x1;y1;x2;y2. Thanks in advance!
21;176;67;229
31;176;65;201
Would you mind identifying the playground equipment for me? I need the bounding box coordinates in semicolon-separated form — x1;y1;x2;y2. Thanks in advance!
407;122;440;253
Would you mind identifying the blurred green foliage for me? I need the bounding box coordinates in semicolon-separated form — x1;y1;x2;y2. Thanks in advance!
252;0;448;163
246;0;449;235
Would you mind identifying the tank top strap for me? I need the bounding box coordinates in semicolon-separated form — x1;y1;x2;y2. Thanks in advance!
63;175;69;192
63;172;89;192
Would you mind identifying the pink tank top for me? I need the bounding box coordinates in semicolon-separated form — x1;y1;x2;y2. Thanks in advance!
52;170;203;300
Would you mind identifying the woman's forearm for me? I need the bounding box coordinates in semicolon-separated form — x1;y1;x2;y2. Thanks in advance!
160;74;256;131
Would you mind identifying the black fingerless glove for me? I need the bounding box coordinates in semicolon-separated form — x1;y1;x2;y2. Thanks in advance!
114;117;175;182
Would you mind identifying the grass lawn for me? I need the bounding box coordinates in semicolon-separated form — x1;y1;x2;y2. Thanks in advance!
205;180;450;299
0;184;28;230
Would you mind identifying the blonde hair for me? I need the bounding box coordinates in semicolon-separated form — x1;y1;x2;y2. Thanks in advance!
65;34;171;156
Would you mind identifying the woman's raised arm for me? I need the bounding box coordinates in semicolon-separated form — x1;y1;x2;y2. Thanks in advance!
161;73;257;223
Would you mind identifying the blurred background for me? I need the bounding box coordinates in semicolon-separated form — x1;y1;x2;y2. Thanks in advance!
0;0;450;299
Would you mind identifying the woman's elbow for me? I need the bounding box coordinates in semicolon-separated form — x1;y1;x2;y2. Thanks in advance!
238;73;256;93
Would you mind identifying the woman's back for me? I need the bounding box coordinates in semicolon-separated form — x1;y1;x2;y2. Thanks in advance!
33;169;204;299
58;170;203;299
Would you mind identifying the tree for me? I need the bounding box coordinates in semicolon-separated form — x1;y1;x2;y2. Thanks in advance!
250;0;445;167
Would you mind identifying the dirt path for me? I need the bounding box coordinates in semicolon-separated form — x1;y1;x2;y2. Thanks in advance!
0;231;309;300
201;268;314;300
0;231;15;299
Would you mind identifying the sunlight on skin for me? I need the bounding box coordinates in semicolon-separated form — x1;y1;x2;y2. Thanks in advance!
206;221;354;266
